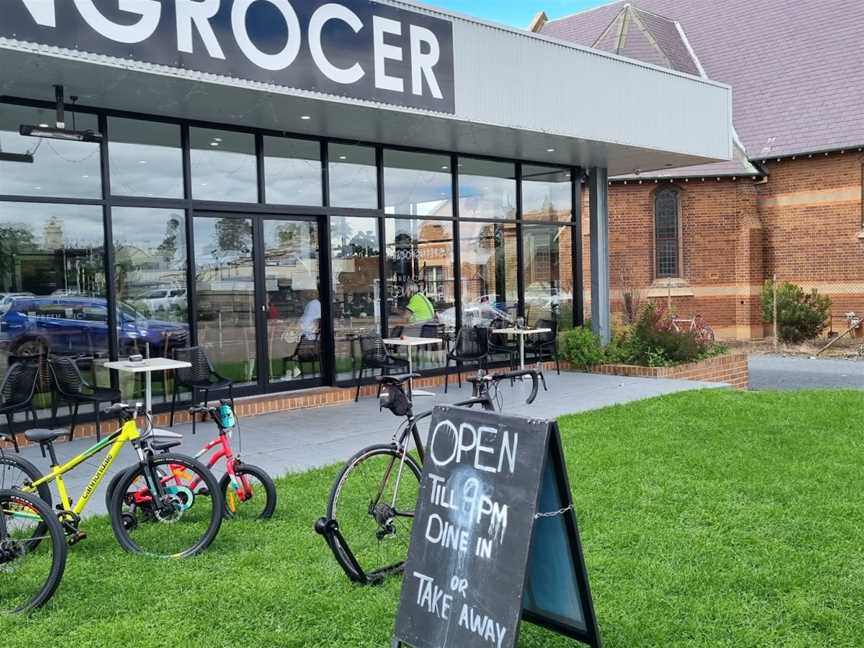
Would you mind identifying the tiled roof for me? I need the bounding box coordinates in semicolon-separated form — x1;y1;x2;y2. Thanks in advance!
542;0;864;160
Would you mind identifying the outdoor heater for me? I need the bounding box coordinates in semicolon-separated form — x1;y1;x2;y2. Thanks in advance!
19;84;104;144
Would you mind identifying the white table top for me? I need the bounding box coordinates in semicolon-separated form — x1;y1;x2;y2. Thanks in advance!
382;336;441;347
492;328;552;336
103;358;192;373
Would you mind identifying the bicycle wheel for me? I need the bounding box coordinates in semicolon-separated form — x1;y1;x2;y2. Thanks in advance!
326;445;422;582
219;462;277;521
0;489;67;613
104;466;131;514
699;325;716;345
109;453;223;558
0;454;52;506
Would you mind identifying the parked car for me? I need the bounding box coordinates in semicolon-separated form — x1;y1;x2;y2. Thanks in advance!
140;287;187;313
0;295;188;359
0;292;34;316
438;296;514;328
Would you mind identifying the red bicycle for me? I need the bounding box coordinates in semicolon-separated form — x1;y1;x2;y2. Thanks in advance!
106;401;277;521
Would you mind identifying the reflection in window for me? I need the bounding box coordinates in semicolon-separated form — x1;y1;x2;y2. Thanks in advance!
193;216;257;385
385;219;453;370
190;128;257;203
0;202;108;390
458;158;516;220
384;150;452;217
522;166;572;222
109;118;183;199
264;137;322;206
331;216;380;382
0;104;101;199
112;207;189;402
655;189;680;278
459;221;518;326
329;144;377;209
523;224;574;330
262;220;321;385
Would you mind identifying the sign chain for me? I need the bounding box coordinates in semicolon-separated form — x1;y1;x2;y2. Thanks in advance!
534;505;574;519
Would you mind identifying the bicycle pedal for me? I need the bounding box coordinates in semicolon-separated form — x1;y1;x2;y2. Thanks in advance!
198;487;209;497
67;531;87;546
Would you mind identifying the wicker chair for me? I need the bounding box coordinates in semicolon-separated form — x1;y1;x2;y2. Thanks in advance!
170;347;234;426
0;361;40;453
444;326;490;393
49;356;122;441
526;318;561;375
353;334;410;402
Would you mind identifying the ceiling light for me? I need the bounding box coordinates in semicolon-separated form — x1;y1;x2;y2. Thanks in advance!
213;137;223;143
547;148;556;153
338;155;347;160
301;115;311;120
38;123;49;128
210;142;220;147
441;165;448;170
138;160;148;164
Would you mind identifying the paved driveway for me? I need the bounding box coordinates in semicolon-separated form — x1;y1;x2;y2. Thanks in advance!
749;355;864;390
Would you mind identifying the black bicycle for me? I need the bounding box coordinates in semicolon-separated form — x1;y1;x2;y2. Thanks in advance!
0;488;67;613
316;368;545;584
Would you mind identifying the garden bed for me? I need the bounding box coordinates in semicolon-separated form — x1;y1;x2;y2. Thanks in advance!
589;351;749;389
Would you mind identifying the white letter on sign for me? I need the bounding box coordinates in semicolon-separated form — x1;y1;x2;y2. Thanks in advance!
73;0;161;44
176;0;225;59
309;3;364;84
372;16;404;93
410;25;443;99
232;0;301;71
18;0;56;27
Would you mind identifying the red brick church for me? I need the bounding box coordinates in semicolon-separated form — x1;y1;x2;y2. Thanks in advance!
532;0;864;339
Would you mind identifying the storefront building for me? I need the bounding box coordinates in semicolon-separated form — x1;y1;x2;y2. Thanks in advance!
0;0;731;408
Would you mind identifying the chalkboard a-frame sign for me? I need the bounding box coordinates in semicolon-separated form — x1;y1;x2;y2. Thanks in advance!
393;405;601;648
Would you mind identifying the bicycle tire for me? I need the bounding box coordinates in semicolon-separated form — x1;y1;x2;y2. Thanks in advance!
218;462;277;521
326;444;422;582
0;454;52;506
700;325;716;344
109;453;224;559
104;466;131;514
0;489;67;613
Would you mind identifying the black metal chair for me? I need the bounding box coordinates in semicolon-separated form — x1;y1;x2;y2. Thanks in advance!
354;334;410;402
49;356;122;442
488;318;519;369
284;335;321;379
526;318;561;375
0;361;41;453
170;347;235;426
444;326;490;393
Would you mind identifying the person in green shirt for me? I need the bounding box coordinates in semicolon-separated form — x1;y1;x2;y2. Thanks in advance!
406;282;436;323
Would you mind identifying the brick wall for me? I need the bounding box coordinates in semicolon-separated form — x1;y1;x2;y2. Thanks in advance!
590;352;749;389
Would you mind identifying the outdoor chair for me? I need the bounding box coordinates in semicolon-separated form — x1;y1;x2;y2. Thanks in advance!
49;355;122;442
444;326;490;393
488;317;519;369
170;347;235;426
526;318;561;375
284;335;321;379
354;334;410;402
0;361;41;453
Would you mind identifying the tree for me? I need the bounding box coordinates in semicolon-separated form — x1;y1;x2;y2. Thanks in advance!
214;218;252;254
157;215;182;263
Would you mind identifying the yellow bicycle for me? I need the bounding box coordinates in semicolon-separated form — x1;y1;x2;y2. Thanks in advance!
0;403;223;558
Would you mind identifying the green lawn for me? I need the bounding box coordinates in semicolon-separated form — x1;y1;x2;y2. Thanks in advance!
3;389;863;647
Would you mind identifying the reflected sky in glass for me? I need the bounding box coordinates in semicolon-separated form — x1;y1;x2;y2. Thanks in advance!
384;150;452;217
264;136;322;206
109;118;183;199
329;144;377;209
190;128;257;203
458;158;516;220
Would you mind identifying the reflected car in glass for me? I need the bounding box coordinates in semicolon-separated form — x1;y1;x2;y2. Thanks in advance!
0;296;188;358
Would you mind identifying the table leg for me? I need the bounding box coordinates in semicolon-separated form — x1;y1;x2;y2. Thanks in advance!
145;371;152;415
520;335;525;370
407;347;414;397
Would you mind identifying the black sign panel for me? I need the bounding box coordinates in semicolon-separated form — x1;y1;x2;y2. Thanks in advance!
2;0;455;114
393;406;601;648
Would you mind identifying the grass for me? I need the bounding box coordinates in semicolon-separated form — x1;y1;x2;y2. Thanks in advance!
3;389;864;647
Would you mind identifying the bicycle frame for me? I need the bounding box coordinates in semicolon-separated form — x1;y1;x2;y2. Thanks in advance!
27;419;141;517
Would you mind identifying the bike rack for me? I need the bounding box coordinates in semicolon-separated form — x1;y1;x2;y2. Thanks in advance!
315;517;405;586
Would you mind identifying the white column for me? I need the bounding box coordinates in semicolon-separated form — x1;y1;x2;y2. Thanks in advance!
589;167;611;345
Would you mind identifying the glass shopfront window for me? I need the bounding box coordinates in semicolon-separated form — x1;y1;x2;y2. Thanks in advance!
112;207;189;401
385;218;454;370
331;216;380;382
108;118;183;199
459;220;518;326
264;137;322;206
384;150;453;217
328;144;377;209
0;202;108;386
457;158;516;221
0;104;101;199
523;224;574;330
190;128;257;203
522;166;572;222
193;216;257;386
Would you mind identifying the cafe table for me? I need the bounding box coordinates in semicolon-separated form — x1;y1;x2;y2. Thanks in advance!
490;327;552;370
381;336;441;398
103;357;191;415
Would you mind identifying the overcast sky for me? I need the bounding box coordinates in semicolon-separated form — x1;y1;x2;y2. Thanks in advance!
425;0;608;28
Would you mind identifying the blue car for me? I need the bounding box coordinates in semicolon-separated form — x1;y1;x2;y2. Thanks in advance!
0;296;188;358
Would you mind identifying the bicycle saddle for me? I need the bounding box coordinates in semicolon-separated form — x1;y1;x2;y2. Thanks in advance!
24;429;63;445
376;373;420;385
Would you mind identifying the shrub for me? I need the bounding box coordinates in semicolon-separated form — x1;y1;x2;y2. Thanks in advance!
561;326;605;368
625;303;705;366
761;279;831;343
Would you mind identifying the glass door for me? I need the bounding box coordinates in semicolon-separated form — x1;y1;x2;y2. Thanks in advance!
261;218;322;388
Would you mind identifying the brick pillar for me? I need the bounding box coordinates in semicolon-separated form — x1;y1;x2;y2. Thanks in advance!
734;182;764;339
